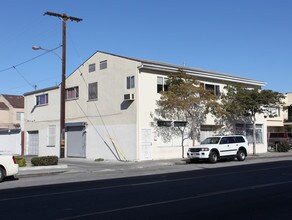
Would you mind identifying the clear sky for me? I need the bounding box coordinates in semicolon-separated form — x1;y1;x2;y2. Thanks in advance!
1;0;292;95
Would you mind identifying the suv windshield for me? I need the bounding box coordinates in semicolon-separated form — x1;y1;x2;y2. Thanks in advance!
201;137;220;144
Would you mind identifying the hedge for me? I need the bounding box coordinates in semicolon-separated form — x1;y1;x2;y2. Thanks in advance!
31;156;58;166
15;156;27;167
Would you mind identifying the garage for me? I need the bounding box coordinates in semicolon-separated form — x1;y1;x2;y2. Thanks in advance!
66;122;86;158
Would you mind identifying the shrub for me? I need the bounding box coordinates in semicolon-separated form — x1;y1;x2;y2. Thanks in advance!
94;158;104;162
276;142;290;152
15;156;26;167
31;156;58;166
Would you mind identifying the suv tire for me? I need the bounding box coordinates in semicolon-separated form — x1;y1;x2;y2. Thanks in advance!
237;150;246;161
209;151;218;163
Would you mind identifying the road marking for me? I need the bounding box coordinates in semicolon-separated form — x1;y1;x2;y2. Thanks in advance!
1;164;292;202
58;179;292;219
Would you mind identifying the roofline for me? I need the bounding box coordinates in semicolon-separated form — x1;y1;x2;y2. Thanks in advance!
138;63;266;87
24;86;59;96
95;51;266;87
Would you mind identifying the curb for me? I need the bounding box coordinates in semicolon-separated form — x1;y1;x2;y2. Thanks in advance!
19;164;68;171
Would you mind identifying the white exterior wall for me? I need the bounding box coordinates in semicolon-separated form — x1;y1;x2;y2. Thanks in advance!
24;88;60;157
137;72;187;160
65;52;140;160
23;51;268;160
0;133;21;155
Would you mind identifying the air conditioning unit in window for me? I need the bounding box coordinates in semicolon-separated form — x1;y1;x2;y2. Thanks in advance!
124;93;135;101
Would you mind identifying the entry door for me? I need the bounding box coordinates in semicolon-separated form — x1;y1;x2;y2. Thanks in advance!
67;126;86;157
140;129;152;160
28;131;39;155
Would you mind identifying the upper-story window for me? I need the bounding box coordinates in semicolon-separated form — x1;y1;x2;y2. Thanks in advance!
36;94;48;106
89;63;96;73
66;87;79;100
88;82;98;101
157;77;169;93
16;112;22;121
100;60;107;70
200;83;220;96
268;107;280;117
126;76;135;89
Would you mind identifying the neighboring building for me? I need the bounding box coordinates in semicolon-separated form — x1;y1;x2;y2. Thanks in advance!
267;92;292;133
0;94;24;155
24;51;267;160
0;94;24;129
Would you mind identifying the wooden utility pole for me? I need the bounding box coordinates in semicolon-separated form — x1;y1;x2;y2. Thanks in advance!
44;11;82;158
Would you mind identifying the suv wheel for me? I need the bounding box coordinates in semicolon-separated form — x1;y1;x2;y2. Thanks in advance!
209;151;218;163
237;150;246;161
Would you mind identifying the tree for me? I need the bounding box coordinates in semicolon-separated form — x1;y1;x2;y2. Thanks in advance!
153;70;217;158
214;85;285;155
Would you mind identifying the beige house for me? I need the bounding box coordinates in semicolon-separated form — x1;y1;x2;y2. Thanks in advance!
0;94;24;130
24;51;268;160
267;92;292;133
0;94;24;154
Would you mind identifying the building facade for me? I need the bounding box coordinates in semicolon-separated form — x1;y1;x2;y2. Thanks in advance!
24;51;268;160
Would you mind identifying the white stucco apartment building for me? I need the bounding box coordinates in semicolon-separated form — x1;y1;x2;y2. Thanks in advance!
24;51;267;161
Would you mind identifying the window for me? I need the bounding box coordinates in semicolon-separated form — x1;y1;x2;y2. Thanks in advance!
174;121;187;127
157;77;169;93
200;83;220;96
89;63;96;73
236;123;263;144
47;125;56;147
36;94;48;106
157;121;172;127
16;112;22;121
269;107;280;117
88;82;98;100
126;76;135;89
66;87;79;100
100;60;107;70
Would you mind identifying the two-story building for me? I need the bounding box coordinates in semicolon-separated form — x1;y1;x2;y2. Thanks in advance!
24;51;267;160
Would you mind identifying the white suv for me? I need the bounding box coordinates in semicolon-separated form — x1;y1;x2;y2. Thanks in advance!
187;135;248;163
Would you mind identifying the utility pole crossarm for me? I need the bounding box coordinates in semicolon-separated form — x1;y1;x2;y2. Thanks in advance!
44;11;82;22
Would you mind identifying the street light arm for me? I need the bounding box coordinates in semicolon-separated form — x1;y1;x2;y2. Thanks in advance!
32;45;62;61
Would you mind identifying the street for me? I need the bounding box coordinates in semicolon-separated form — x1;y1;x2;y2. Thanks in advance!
1;160;292;219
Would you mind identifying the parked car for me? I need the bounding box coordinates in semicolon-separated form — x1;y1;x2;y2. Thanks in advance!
0;154;19;182
187;135;248;163
268;132;292;147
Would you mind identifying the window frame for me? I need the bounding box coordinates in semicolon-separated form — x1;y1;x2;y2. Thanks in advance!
88;63;96;73
88;82;98;101
100;60;107;70
126;76;135;89
65;86;79;100
200;83;220;96
157;77;169;93
36;94;48;106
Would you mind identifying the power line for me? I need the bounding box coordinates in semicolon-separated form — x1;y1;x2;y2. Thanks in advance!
0;45;62;73
12;66;36;90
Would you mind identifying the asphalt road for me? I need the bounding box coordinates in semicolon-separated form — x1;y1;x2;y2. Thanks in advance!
1;160;292;219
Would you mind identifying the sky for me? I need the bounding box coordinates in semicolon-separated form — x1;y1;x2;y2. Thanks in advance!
1;0;292;95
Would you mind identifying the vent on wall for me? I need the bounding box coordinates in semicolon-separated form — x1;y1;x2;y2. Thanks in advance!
124;93;135;101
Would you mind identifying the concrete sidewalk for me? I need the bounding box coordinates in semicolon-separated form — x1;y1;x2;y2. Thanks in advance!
17;151;292;178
